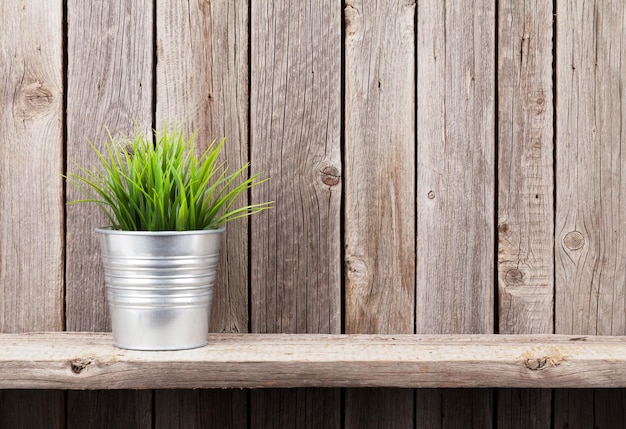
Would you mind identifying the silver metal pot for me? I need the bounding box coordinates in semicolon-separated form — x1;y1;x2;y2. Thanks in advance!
95;227;224;350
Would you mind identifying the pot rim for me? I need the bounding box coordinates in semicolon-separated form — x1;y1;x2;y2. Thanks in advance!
95;226;226;236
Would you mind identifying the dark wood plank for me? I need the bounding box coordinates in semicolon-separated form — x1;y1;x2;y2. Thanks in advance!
68;391;152;429
0;391;64;429
155;390;247;429
0;0;65;426
415;389;493;429
250;0;342;426
154;0;250;425
416;0;495;426
65;0;154;427
498;389;551;429
555;0;626;426
497;0;554;425
344;0;416;426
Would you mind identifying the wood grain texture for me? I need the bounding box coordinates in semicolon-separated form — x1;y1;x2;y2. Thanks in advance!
343;1;416;427
250;0;341;336
497;0;554;336
155;0;249;426
555;0;626;337
0;1;65;426
250;0;342;427
3;333;626;389
0;0;64;335
416;0;495;335
416;0;495;427
497;0;554;426
555;1;626;426
344;0;415;335
65;1;154;427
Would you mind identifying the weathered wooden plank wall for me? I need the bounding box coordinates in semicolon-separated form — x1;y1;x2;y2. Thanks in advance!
1;0;626;428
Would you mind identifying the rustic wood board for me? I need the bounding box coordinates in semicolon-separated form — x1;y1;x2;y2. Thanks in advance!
250;0;342;427
344;0;416;426
65;0;154;427
2;333;626;389
416;0;496;426
0;0;65;426
154;0;249;426
555;0;626;427
497;0;554;426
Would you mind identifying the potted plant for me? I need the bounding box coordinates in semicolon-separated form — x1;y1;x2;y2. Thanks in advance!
67;125;271;350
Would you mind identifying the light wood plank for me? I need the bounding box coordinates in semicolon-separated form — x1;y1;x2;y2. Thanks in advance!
250;0;342;427
65;1;154;427
154;0;250;426
555;0;626;426
497;0;554;426
2;333;626;389
497;0;554;336
0;0;64;337
344;0;416;426
0;1;65;426
344;0;415;335
66;0;153;332
250;0;341;336
416;0;496;426
156;0;249;336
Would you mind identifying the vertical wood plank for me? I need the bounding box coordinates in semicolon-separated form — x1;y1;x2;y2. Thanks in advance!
555;1;626;426
0;0;64;342
0;1;65;426
416;0;495;426
497;0;554;426
344;0;415;427
250;0;342;427
66;1;153;427
154;0;249;426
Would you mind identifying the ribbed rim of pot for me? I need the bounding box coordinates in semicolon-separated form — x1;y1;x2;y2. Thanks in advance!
95;226;226;236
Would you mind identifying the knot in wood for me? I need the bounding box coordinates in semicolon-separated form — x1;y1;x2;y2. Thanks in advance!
320;166;341;187
524;357;548;371
505;269;524;286
70;357;95;374
563;231;585;251
15;80;55;120
498;223;511;236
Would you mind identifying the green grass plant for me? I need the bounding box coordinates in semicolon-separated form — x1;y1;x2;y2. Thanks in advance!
67;125;271;231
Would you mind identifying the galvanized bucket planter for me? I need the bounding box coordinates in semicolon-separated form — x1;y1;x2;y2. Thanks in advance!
95;227;224;350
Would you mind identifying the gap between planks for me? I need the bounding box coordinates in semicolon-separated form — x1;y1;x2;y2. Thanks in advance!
0;332;625;390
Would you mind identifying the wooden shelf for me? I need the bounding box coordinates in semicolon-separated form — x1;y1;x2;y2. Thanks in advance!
1;332;626;390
